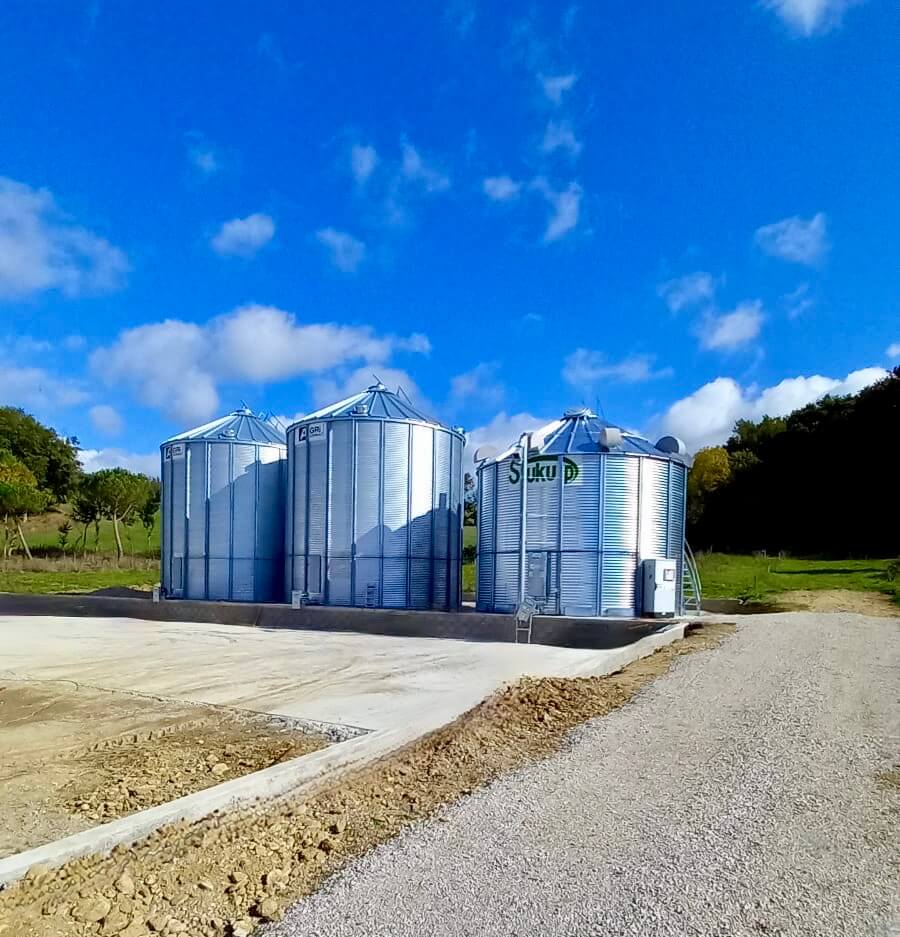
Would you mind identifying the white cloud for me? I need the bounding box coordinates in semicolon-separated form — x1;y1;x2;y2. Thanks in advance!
539;73;577;104
350;144;378;185
658;366;888;452
210;213;275;257
563;350;673;387
483;176;522;202
80;448;160;477
450;362;506;408
465;411;548;465
0;364;88;412
91;305;430;425
657;272;717;313
763;0;861;35
400;143;450;193
887;343;900;359
62;334;87;351
315;228;366;273
782;282;815;319
0;176;129;299
541;120;582;158
755;212;828;265
533;179;582;242
89;404;123;436
698;301;764;350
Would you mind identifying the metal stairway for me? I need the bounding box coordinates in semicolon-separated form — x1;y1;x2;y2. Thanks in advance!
682;542;703;615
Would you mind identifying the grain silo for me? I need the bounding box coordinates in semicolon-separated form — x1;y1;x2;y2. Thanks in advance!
160;409;286;602
285;383;465;609
475;408;691;618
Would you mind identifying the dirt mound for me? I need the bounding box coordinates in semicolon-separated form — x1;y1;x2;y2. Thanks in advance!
775;589;899;617
0;683;328;858
0;622;735;937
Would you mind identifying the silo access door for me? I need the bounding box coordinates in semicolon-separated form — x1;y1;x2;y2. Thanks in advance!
526;552;558;614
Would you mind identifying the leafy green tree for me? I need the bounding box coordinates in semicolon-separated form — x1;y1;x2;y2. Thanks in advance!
0;451;51;558
0;408;81;501
687;447;731;526
89;469;156;563
139;478;161;553
72;474;103;556
464;472;477;527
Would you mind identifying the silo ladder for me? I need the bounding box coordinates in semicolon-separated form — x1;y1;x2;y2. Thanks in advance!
682;542;703;615
514;596;537;644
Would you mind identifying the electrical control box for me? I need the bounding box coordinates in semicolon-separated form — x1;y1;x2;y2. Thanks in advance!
642;558;678;616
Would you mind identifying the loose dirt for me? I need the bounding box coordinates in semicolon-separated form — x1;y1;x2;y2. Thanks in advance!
775;588;899;617
0;683;329;859
0;622;735;937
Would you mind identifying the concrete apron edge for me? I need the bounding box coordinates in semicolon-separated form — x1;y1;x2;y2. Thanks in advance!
0;623;685;889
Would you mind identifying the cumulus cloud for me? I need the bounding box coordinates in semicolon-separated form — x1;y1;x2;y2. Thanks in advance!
541;120;582;158
210;213;275;257
0;176;129;299
539;73;577;104
658;366;888;452
315;228;366;273
0;364;88;412
400;143;450;193
782;282;815;319
563;350;673;387
89;404;123;436
464;411;548;465
763;0;862;35
482;176;522;202
698;301;764;351
657;272;717;313
450;362;506;408
887;343;900;359
80;448;160;477
350;144;378;185
90;305;430;425
532;179;582;242
755;212;828;265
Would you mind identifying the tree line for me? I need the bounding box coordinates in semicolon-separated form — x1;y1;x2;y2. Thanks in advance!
0;407;159;562
687;367;899;557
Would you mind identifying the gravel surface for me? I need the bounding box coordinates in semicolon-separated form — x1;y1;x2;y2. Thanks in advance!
268;612;900;937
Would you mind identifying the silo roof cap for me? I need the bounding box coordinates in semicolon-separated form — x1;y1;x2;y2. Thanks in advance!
291;385;462;435
483;409;691;464
163;410;286;446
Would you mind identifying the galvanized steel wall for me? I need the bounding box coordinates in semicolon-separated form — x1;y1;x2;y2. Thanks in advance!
161;440;286;602
476;453;686;617
285;418;464;609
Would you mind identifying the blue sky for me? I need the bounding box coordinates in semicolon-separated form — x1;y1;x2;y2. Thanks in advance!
1;0;897;474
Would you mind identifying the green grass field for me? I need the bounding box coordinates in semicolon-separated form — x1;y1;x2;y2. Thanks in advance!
0;562;159;594
18;504;161;557
696;552;899;606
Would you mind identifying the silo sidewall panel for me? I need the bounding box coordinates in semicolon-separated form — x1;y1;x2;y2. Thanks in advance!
327;422;353;606
292;434;309;595
354;421;382;606
207;444;232;600
187;442;208;599
559;456;600;616
494;458;521;608
432;430;451;609
601;455;639;616
169;449;186;596
307;431;328;597
382;422;410;606
256;445;284;602
409;425;434;608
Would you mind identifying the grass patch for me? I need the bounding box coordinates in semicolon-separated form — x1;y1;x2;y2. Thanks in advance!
18;504;161;558
0;558;158;594
696;552;900;606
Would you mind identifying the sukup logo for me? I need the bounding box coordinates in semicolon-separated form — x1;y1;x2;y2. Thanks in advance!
509;456;580;485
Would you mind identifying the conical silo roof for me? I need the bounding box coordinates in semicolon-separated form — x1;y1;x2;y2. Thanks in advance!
293;382;452;429
164;409;286;446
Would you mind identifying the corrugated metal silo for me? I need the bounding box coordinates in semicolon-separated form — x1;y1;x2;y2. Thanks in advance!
285;383;465;609
476;408;690;617
160;409;286;602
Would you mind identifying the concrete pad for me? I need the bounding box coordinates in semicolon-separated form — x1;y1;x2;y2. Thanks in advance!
0;615;660;732
0;615;685;887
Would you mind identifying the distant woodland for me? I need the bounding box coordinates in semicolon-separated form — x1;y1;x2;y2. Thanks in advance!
687;367;899;557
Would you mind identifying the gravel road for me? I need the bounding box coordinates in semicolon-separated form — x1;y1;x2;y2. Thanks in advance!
268;612;900;937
